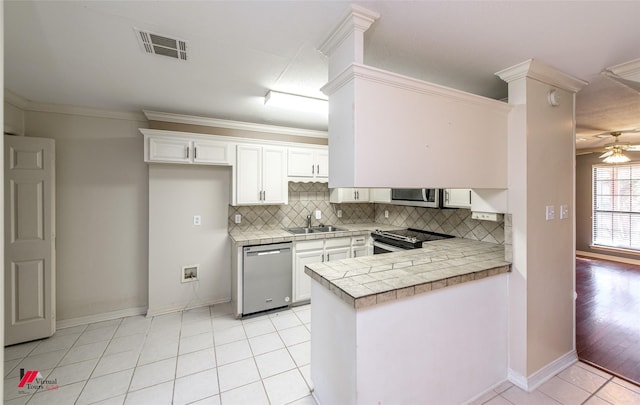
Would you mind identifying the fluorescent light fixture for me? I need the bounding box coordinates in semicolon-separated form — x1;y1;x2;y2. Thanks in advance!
264;90;328;114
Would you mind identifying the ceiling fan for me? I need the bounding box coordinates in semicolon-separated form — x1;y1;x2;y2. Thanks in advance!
598;131;640;163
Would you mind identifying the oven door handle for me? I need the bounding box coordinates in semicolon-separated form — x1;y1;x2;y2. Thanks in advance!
373;241;406;253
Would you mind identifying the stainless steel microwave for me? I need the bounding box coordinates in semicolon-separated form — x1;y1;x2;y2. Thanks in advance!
390;188;440;208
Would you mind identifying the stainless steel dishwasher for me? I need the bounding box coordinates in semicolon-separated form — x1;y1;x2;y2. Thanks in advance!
243;242;292;316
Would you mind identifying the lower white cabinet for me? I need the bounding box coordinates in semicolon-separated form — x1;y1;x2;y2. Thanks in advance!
293;235;371;303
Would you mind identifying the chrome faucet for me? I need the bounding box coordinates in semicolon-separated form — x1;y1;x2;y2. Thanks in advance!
306;214;312;229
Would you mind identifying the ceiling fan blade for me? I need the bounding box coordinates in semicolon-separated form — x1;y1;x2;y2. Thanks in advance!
626;145;640;151
600;151;614;158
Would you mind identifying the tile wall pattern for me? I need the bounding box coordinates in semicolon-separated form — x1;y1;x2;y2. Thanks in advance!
228;183;374;232
229;183;506;245
375;203;506;244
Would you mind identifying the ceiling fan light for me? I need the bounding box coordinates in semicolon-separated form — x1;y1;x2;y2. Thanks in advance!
603;150;631;164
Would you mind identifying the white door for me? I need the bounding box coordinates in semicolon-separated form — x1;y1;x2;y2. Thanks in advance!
315;150;329;178
4;135;56;345
148;137;191;163
287;148;314;177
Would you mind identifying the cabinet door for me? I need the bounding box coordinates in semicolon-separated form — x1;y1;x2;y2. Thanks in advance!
370;188;391;203
148;137;191;163
325;246;350;262
262;146;287;204
237;145;263;204
193;140;231;165
352;246;370;258
444;189;472;208
355;188;369;202
316;150;329;178
288;148;315;177
294;250;323;302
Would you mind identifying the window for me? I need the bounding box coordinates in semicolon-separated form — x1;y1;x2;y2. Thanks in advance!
592;163;640;251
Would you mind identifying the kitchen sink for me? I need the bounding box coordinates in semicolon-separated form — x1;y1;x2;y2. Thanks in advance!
286;225;345;234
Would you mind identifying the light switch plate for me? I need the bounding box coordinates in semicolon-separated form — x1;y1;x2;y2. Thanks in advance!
315;209;321;220
560;204;569;220
545;205;555;221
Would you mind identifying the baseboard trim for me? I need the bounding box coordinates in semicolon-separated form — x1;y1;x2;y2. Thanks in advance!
508;350;577;391
146;297;231;318
576;250;640;266
56;306;147;330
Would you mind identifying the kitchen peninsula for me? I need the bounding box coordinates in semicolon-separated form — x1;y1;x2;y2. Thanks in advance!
305;238;511;405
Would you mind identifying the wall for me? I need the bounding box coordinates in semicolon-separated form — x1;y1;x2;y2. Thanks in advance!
24;108;150;322
148;165;231;316
576;151;640;261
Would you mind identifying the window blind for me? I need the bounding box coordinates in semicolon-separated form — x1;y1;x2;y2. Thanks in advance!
592;163;640;250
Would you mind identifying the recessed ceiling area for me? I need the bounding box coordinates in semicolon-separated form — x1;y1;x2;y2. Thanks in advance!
4;1;640;141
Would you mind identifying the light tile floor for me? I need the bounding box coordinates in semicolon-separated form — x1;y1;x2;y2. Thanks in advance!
3;302;639;405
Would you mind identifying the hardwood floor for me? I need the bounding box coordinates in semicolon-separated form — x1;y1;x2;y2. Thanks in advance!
576;256;640;385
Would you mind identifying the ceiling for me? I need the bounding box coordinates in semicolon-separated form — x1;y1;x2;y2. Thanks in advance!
5;1;640;150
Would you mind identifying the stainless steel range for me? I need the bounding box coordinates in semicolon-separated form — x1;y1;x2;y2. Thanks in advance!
371;228;454;254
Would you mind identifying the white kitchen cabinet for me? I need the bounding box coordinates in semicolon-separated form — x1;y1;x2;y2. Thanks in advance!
293;237;351;303
443;188;472;209
351;235;371;258
288;147;329;180
236;144;287;205
293;249;324;303
329;188;370;203
145;133;232;165
370;188;391;203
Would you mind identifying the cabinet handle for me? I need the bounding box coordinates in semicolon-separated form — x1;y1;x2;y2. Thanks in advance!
445;190;449;203
317;164;320;174
194;146;197;159
327;253;330;261
469;190;472;204
186;147;189;159
322;254;325;263
312;165;315;174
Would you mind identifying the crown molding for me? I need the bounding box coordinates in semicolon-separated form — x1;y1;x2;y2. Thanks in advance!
318;4;379;57
143;110;328;139
3;90;146;121
4;89;29;109
322;63;512;113
605;58;640;82
495;59;588;93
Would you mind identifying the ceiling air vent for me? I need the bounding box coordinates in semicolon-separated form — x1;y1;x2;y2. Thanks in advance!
135;28;187;61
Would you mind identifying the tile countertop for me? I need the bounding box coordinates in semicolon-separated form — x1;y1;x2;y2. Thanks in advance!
229;223;400;247
304;238;511;310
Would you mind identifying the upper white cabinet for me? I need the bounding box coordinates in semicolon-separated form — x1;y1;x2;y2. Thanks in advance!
370;188;391;203
144;131;232;165
443;189;472;209
288;147;329;180
329;188;370;203
236;144;287;205
470;189;508;213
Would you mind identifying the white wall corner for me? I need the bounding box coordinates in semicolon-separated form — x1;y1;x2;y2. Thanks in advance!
318;4;379;79
318;4;379;58
495;59;588;93
508;351;577;392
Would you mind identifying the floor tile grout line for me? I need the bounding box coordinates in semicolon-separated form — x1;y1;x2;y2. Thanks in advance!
579;375;616;405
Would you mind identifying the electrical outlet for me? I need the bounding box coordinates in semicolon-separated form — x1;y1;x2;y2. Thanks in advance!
337;209;342;218
560;204;569;220
193;215;201;226
315;209;321;220
181;265;198;283
545;205;555;221
384;210;389;218
234;214;241;224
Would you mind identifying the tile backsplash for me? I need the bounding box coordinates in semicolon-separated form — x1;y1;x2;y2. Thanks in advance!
229;183;505;245
374;203;505;244
228;182;374;232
